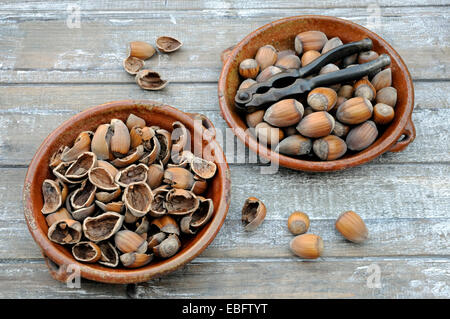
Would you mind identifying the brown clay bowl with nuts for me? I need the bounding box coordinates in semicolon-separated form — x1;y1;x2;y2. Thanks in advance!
23;100;231;284
218;15;415;171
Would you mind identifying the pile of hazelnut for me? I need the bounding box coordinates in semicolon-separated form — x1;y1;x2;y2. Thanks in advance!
238;31;397;161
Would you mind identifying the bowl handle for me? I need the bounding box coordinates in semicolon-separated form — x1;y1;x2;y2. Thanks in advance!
389;116;416;152
221;45;235;64
43;253;77;283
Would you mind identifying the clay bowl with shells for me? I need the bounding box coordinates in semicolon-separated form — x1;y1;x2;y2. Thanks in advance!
218;15;415;172
23;100;231;284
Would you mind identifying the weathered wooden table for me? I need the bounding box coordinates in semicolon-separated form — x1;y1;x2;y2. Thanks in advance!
0;0;449;299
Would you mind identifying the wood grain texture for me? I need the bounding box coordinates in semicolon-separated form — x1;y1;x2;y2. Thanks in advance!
2;164;449;258
128;258;450;299
0;0;449;299
0;108;448;165
1;0;449;11
0;7;449;82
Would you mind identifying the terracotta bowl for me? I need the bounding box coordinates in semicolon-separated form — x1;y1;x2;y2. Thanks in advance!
23;100;231;284
218;15;415;171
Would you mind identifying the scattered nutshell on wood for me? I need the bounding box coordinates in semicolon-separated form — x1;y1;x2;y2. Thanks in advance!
156;36;183;53
241;197;266;231
123;56;144;75
135;70;169;90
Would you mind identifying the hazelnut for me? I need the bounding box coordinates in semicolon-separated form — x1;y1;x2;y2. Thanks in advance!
255;45;278;70
263;99;304;127
275;134;312;156
307;87;337;111
287;212;310;235
335;210;368;243
337;85;354;99
239;58;260;79
301;50;321;66
336;97;373;125
296;111;335;138
128;41;156;60
239;78;257;91
246;110;265;128
375;86;397;107
275;54;301;70
332;121;350;138
354;79;376;101
290;234;324;259
373;103;395;125
256;66;282;82
255;122;285;148
371;68;392;91
294;31;328;53
358;50;379;64
313;135;347;161
321;37;343;54
346;120;378;151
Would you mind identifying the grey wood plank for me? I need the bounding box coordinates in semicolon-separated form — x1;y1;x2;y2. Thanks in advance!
0;257;448;298
0;108;448;165
128;257;450;298
7;163;450;221
0;81;447;112
2;162;449;258
1;0;448;11
0;7;449;81
2;215;449;260
0;261;128;298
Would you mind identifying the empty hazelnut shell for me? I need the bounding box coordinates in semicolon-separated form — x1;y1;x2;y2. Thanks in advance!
82;212;124;242
241;197;266;231
72;241;102;263
123;56;144;75
156;36;183;53
136;70;169;91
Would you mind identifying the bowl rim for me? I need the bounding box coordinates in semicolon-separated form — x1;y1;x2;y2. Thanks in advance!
218;15;415;172
23;100;231;284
